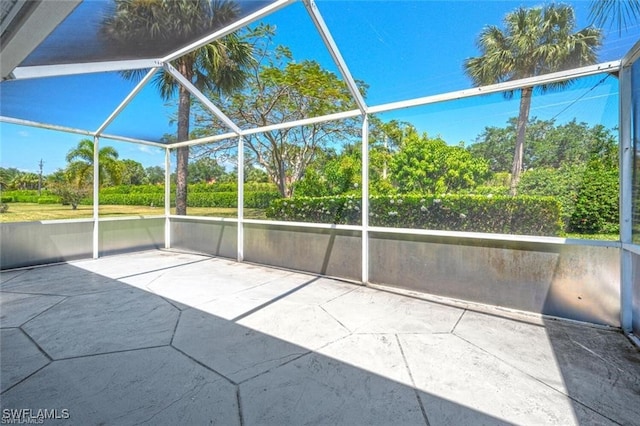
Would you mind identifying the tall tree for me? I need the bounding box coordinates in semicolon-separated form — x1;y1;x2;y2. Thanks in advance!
117;159;147;185
65;139;120;186
102;0;253;214
464;4;601;195
200;26;361;197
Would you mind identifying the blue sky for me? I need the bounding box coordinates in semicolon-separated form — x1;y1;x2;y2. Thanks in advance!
0;0;637;175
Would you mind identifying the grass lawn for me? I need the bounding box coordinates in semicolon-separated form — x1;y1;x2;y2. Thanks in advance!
0;203;266;222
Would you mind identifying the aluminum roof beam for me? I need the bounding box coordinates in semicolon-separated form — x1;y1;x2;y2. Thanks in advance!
162;0;295;64
10;59;162;80
369;60;621;115
95;67;161;136
1;0;81;80
2;60;620;150
0;115;167;148
163;62;242;135
303;0;368;114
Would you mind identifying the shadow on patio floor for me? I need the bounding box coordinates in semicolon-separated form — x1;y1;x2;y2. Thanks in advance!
1;250;638;425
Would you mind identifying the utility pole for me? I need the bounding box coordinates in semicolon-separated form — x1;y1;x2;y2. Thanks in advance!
38;159;44;196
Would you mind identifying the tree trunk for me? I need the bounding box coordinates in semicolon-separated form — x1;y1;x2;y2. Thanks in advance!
509;86;533;196
175;64;192;216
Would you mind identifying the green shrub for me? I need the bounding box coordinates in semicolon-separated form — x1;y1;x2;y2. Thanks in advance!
266;195;362;225
569;160;619;234
0;196;14;203
97;193;166;207
90;189;280;209
267;194;563;236
187;191;281;208
37;196;62;204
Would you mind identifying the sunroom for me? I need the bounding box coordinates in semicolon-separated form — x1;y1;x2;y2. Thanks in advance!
1;1;639;424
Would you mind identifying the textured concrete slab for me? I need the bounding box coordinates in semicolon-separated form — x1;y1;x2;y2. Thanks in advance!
194;273;321;320
72;250;211;279
0;269;26;284
239;352;426;426
0;347;239;425
238;302;351;350
0;292;65;328
454;311;640;425
399;333;610;425
317;333;413;386
2;251;639;426
543;320;640;425
0;264;123;296
322;287;464;333
147;259;296;306
454;310;567;390
0;328;50;393
173;308;308;383
22;288;179;359
274;277;359;306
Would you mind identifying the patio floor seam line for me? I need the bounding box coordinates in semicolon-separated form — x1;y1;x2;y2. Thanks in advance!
318;304;352;333
0;269;28;284
158;295;188;311
236;386;245;426
319;284;361;306
230;276;322;323
16;295;68;332
394;334;431;426
450;309;467;334
0;289;72;298
45;344;172;362
16;326;53;362
449;332;624;424
170;345;239;386
112;257;215;281
169;309;183;347
0;360;50;396
236;350;313;386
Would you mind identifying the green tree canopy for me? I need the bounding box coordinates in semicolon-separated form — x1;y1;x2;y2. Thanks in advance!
464;4;602;195
390;133;490;194
199;25;361;197
187;157;227;184
468;118;618;172
117;159;147;186
65;139;120;187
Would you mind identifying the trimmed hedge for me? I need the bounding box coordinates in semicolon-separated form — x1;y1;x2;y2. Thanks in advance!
79;190;280;209
99;183;277;194
2;190;59;203
266;194;563;236
37;196;61;204
4;186;280;209
91;193;165;207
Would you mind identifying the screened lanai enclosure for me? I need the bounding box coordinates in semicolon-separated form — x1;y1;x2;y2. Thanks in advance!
1;0;640;345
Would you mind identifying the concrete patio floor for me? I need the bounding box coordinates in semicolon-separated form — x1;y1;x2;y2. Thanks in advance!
1;250;639;425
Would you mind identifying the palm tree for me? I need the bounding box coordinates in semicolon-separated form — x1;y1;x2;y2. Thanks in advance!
590;0;640;34
102;0;253;215
464;4;602;195
66;139;120;186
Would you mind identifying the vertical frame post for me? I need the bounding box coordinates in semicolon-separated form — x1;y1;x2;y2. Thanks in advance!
620;63;634;333
92;136;100;259
165;147;171;249
361;115;369;284
237;135;244;262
